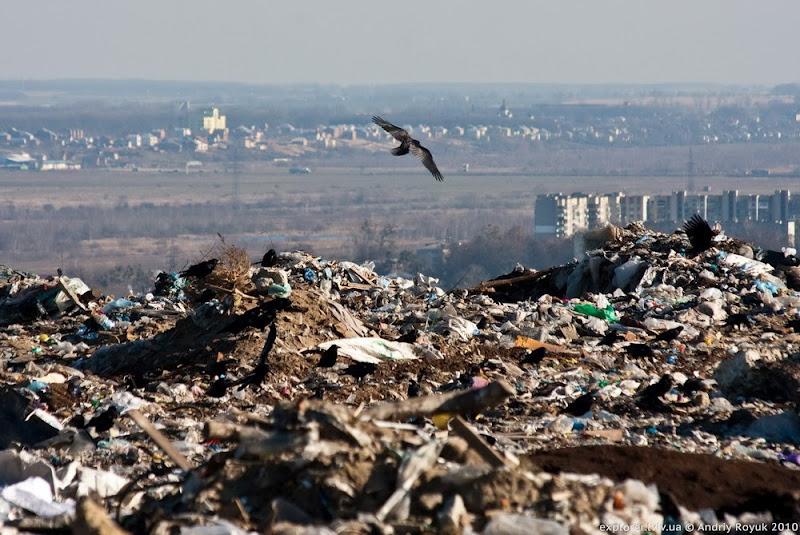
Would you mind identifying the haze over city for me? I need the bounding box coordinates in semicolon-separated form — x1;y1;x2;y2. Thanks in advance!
2;0;799;85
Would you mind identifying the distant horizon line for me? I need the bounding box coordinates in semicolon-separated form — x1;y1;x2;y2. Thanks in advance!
0;78;796;89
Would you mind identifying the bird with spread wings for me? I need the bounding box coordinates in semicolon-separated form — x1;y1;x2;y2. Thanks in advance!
372;116;443;181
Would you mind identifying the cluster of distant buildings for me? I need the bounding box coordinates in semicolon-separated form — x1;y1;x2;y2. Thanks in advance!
0;107;234;170
535;189;796;238
0;106;454;170
3;99;800;171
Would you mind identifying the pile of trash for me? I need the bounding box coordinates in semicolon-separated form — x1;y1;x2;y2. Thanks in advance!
2;221;800;534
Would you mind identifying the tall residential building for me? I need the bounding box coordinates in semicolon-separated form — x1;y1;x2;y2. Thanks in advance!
706;194;723;222
721;190;739;222
202;107;227;134
746;195;762;222
587;194;616;228
620;195;649;223
534;190;798;239
684;194;709;219
534;194;588;238
771;190;791;222
647;195;672;224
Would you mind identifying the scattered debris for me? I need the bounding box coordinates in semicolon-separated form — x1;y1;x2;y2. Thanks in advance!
0;222;799;532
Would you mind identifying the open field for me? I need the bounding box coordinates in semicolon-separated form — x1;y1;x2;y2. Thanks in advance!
4;167;800;207
2;167;800;294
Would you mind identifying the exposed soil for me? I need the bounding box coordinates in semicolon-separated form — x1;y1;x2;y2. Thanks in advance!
529;445;800;518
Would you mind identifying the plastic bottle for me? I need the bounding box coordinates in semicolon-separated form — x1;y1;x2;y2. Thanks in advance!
103;298;136;314
94;312;115;330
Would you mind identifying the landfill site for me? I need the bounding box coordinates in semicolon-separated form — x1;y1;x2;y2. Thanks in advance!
2;217;800;535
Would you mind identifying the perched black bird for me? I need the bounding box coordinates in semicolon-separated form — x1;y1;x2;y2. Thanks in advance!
637;375;674;410
372;116;443;181
678;377;706;396
317;344;338;368
18;296;46;321
207;377;229;398
759;249;800;268
342;361;377;380
235;322;277;391
598;330;622;346
206;353;235;379
625;343;655;358
785;267;800;292
253;248;278;268
153;271;174;296
407;380;422;398
726;313;754;329
531;382;566;398
56;267;63;277
67;414;86;429
655;326;683;342
197;288;216;303
520;347;546;366
740;293;764;307
395;329;419;344
86;406;119;433
180;258;219;279
788;319;800;333
563;390;596;416
683;214;716;253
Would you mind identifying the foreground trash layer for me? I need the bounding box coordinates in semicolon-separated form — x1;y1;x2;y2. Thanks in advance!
2;223;800;533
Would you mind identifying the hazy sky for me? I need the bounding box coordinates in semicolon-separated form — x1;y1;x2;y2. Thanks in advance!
1;0;797;85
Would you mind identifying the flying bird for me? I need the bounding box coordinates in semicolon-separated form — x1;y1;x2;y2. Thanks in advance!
682;215;717;253
372;116;443;181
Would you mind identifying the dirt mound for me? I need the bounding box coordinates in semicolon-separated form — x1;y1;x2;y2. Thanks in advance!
530;445;800;518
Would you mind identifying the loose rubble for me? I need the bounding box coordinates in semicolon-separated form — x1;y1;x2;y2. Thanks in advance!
2;223;800;533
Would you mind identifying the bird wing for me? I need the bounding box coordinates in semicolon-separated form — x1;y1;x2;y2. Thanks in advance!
683;214;713;251
409;142;444;181
372;116;411;142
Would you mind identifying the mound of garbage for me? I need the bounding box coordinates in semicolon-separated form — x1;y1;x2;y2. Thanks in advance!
2;222;800;534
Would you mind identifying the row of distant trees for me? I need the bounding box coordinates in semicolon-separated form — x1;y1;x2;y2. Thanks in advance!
352;220;573;289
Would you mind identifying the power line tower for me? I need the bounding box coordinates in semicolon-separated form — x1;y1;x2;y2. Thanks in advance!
177;100;191;129
687;147;696;193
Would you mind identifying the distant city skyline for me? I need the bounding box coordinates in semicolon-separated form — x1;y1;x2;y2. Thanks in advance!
1;0;798;86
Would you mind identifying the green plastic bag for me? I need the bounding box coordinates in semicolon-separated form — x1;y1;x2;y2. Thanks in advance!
573;303;619;322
